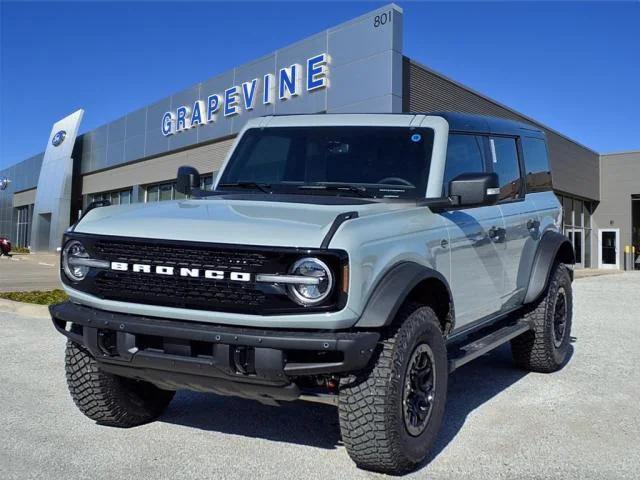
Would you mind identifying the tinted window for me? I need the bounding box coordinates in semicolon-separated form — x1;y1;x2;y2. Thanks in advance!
443;134;486;195
227;135;290;183
490;137;521;201
219;126;435;199
522;137;552;192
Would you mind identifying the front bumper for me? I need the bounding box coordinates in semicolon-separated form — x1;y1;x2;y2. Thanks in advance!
50;302;379;402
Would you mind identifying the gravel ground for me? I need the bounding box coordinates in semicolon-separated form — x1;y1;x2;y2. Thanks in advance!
1;273;639;479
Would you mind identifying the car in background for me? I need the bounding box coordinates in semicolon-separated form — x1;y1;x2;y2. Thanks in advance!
0;237;11;256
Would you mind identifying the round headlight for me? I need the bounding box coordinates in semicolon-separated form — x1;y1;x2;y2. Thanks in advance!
62;240;90;281
287;257;334;306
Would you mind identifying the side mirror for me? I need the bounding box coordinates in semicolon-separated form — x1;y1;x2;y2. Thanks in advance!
449;172;499;207
176;165;201;196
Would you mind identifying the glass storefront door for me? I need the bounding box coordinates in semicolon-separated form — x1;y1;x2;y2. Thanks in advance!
15;205;33;248
566;229;584;268
599;229;619;269
558;194;592;269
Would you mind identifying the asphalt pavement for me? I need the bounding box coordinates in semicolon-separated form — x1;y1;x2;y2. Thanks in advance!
0;254;61;292
1;273;639;479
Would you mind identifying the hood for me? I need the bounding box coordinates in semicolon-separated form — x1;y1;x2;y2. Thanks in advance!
74;197;402;248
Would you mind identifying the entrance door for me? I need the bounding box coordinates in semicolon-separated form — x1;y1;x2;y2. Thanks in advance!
566;229;584;268
599;229;619;269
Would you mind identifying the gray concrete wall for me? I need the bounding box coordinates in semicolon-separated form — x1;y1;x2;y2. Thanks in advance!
13;188;36;208
593;151;640;268
81;138;234;195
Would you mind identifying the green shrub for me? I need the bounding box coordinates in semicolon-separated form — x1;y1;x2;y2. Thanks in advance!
0;289;69;305
12;246;30;254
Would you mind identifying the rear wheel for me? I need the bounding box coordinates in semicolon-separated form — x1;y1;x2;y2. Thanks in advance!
65;340;175;427
338;304;448;474
511;263;573;372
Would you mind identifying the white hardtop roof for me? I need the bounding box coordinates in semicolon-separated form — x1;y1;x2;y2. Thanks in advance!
245;113;434;129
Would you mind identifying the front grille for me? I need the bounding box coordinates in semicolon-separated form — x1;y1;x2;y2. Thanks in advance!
91;239;285;313
93;240;269;271
63;234;348;315
95;273;267;311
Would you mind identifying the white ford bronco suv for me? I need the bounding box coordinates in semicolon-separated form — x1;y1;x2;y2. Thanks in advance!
51;112;574;474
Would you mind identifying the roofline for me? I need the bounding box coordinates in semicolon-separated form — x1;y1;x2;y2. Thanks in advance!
405;58;600;155
601;150;640;157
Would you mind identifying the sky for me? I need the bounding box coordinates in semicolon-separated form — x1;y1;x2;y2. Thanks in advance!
1;1;639;169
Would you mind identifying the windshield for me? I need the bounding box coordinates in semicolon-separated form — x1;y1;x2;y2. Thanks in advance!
217;126;435;199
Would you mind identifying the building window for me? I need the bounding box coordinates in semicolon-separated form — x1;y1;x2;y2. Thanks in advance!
145;174;214;202
88;188;133;206
15;204;33;248
146;184;160;202
558;193;592;268
159;183;173;201
146;182;173;202
201;174;214;190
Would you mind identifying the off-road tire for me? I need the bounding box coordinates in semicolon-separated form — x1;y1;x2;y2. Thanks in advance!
511;263;573;373
65;339;175;427
338;304;448;474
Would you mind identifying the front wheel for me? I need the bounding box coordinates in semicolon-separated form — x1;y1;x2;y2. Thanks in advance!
338;304;448;474
65;340;175;427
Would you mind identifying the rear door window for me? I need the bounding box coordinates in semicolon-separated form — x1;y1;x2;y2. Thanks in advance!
489;137;522;201
522;137;552;192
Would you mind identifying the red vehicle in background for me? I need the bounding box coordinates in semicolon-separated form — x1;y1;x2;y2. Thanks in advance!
0;237;11;257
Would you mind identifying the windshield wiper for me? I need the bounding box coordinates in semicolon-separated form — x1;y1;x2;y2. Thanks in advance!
217;182;272;194
297;183;374;198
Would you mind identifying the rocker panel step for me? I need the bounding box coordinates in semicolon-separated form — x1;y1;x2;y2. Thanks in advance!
448;322;532;372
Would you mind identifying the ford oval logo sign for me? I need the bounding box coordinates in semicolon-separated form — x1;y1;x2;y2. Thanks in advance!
52;130;67;147
0;177;10;191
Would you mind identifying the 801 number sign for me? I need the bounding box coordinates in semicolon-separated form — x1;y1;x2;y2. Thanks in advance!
373;11;392;28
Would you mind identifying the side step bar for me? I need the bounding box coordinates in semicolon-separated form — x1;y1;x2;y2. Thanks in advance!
448;321;532;373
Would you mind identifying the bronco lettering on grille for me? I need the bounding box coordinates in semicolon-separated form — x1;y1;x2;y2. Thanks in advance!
110;262;252;282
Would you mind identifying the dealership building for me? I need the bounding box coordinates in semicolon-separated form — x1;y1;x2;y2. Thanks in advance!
0;4;637;270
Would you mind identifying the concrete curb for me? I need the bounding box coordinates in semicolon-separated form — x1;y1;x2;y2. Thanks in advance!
574;269;625;279
0;298;50;318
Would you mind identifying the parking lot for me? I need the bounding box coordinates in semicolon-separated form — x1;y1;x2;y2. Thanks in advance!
0;254;61;292
1;272;639;479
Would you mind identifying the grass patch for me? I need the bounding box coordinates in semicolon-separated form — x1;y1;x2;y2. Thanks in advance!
12;246;30;254
0;289;69;305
